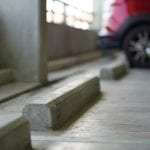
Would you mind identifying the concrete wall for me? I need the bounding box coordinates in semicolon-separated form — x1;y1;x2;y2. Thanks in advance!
91;0;105;30
47;23;97;60
0;0;47;83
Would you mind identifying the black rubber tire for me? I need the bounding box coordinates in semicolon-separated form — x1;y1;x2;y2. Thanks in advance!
123;25;150;68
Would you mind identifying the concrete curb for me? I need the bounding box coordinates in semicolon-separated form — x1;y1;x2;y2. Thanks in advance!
0;115;32;150
22;74;100;130
0;82;41;104
47;51;101;72
100;53;129;80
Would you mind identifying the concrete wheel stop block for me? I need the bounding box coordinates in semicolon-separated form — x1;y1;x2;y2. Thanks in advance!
100;53;129;80
0;114;32;150
22;74;100;130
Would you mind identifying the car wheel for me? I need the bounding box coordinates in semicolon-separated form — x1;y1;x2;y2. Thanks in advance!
123;25;150;67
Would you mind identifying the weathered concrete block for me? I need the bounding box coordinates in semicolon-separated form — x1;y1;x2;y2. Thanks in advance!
0;114;32;150
23;74;100;130
100;62;128;80
0;69;13;85
100;53;129;80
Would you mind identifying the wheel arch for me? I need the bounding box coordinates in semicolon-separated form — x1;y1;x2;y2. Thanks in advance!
117;14;150;49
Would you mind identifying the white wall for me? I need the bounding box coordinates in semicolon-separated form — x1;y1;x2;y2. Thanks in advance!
91;0;105;30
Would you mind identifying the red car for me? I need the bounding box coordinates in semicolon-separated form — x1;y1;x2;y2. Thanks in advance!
99;0;150;67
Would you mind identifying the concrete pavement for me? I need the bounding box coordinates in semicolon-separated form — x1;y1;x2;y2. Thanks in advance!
33;69;150;149
0;54;150;149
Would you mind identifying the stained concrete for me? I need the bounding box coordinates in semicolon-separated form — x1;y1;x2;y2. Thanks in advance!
100;52;129;79
0;114;32;150
1;56;149;149
100;61;127;79
32;69;150;149
0;56;117;113
23;74;100;130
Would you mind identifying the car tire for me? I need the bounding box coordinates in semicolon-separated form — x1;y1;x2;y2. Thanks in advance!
123;25;150;67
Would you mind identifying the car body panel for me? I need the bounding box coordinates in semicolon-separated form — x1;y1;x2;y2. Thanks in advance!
99;0;150;49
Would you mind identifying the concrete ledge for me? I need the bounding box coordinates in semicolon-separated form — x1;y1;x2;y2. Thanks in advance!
100;53;128;80
0;82;40;104
0;115;32;150
48;51;101;72
0;69;13;85
23;74;100;130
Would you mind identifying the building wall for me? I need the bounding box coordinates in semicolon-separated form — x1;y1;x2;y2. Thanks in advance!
91;0;105;30
0;0;47;83
47;23;97;60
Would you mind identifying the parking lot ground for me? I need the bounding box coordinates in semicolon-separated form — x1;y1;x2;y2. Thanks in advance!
33;69;150;150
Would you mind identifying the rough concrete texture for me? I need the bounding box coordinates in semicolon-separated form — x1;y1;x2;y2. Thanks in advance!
0;56;150;149
0;114;32;150
100;62;127;79
100;53;128;79
32;69;150;150
22;74;100;130
0;69;13;85
0;57;113;118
